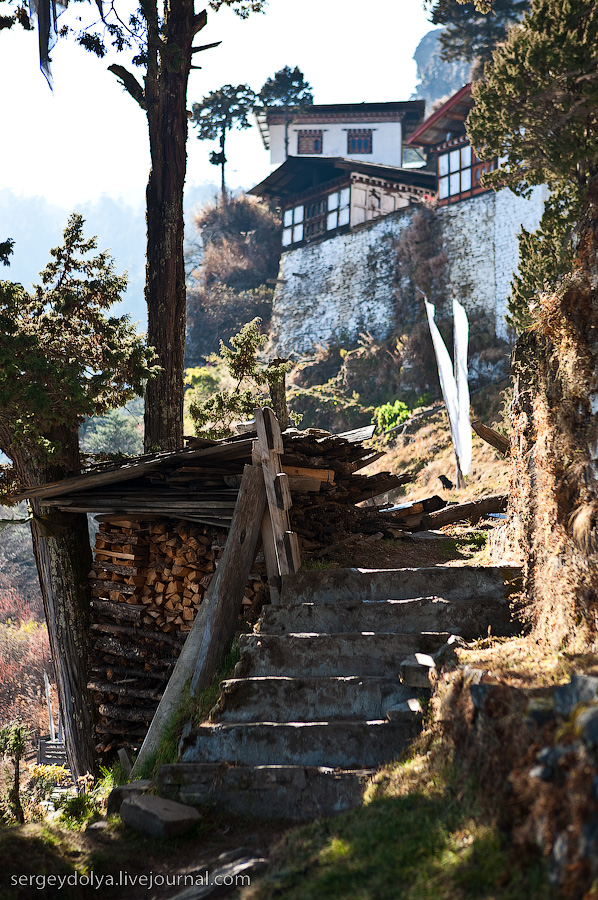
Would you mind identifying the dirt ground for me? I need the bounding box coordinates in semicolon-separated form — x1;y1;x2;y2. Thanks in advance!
0;810;281;899
305;520;502;570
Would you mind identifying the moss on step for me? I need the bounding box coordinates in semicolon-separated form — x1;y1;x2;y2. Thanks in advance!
135;641;241;781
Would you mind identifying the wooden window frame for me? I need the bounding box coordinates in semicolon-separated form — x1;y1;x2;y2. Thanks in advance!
436;140;496;205
347;129;373;155
297;130;323;155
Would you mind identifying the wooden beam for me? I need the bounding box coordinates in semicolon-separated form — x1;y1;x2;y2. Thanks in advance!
471;420;510;455
417;494;508;530
255;408;301;578
281;464;335;482
252;440;281;603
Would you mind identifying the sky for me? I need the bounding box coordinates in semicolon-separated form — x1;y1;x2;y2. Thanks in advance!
0;0;437;323
0;0;436;209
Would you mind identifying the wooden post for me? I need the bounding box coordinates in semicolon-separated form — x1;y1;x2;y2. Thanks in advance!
131;464;266;778
255;407;301;581
252;439;281;603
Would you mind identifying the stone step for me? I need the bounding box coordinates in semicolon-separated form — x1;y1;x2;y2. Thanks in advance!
213;675;422;723
280;566;522;605
400;653;437;688
179;720;419;768
236;632;450;678
387;698;424;722
158;763;375;821
259;596;515;639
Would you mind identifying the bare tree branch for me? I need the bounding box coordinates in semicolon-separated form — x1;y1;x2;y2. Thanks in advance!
191;40;221;53
192;9;207;35
108;64;146;109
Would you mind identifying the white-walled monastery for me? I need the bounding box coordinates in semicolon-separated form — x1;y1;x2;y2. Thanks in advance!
250;87;546;356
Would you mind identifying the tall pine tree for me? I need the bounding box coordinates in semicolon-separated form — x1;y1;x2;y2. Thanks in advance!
0;215;156;776
191;84;256;199
259;66;313;159
467;0;598;329
426;0;529;64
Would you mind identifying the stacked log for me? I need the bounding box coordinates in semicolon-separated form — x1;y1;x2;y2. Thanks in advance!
291;484;408;547
88;518;228;758
138;520;227;634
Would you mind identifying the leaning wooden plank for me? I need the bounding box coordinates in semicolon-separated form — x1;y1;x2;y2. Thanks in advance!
130;463;266;778
471;420;511;455
416;494;508;530
252;441;281;604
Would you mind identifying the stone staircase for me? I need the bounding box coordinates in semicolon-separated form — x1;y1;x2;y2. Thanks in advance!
157;565;520;820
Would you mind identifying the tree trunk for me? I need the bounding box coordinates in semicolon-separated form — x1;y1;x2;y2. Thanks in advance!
11;755;24;825
221;128;227;200
143;1;200;452
0;424;96;779
29;505;95;779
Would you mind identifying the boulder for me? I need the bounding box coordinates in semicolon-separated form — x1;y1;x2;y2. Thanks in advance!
119;793;200;838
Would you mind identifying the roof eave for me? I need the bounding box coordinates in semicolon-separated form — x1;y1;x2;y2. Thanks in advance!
407;84;473;147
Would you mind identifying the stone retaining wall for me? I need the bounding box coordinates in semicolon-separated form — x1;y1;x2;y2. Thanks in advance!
271;187;546;356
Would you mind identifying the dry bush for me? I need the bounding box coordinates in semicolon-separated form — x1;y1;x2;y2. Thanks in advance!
186;195;281;363
0;589;52;730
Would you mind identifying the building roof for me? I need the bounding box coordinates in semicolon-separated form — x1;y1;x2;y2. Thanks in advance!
255;100;426;151
248;156;436;201
407;84;473;148
12;425;387;525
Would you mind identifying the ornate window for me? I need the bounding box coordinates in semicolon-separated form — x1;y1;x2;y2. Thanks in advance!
297;130;323;154
282;188;351;247
438;144;472;200
347;129;373;154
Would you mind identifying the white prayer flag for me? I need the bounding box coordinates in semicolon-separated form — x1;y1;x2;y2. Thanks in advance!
453;297;472;476
423;297;472;478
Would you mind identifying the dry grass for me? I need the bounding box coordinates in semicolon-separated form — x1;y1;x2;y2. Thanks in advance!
363;409;510;507
453;634;598;690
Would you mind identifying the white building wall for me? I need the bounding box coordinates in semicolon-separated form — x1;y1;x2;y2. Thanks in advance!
271;211;412;356
271;189;546;356
268;120;403;169
437;192;497;319
493;185;547;340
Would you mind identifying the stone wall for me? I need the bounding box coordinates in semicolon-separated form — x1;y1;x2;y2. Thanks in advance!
271;211;413;356
494;185;547;340
271;187;546;356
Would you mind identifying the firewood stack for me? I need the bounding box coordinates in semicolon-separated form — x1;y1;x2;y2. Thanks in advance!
139;520;227;633
291;482;409;548
88;517;246;758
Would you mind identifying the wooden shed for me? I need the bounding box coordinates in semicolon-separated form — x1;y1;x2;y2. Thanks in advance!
18;423;410;759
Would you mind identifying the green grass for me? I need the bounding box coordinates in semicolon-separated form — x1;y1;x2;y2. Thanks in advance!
246;757;552;900
433;531;488;562
55;794;102;831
